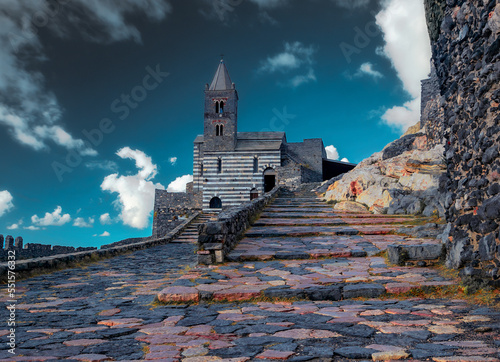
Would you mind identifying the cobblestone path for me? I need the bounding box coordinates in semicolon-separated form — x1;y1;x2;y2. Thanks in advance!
1;189;500;361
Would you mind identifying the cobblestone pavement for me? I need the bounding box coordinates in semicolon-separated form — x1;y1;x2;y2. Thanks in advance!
1;189;500;361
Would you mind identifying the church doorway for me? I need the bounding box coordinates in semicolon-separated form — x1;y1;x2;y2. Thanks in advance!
209;197;222;209
263;168;276;193
250;188;259;200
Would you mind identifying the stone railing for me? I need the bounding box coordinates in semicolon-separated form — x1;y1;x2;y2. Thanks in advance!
0;212;200;280
197;187;280;265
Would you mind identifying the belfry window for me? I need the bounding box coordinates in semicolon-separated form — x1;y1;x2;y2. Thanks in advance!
217;158;222;174
253;157;258;173
219;101;224;113
216;124;224;136
215;101;220;114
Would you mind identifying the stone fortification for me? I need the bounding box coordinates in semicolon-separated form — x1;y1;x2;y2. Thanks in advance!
425;0;500;281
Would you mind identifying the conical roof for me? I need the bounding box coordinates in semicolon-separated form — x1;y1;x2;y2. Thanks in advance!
209;59;233;91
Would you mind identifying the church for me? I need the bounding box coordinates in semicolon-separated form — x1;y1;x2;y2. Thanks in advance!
153;59;355;225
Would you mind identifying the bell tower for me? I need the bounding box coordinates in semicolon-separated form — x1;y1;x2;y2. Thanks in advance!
203;58;238;152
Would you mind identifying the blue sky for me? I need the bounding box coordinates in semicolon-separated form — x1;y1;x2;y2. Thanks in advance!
0;0;431;248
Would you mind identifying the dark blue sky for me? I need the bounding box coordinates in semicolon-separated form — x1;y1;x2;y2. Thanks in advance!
0;0;430;247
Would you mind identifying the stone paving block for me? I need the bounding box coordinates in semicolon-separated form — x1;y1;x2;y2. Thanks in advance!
342;283;386;299
157;286;200;303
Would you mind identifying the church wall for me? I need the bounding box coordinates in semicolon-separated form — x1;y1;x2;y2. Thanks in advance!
193;141;203;192
284;138;325;182
202;150;281;210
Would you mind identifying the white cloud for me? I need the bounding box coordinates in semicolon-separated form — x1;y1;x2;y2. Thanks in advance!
73;217;94;228
290;68;317;88
260;42;316;73
100;231;110;237
325;145;340;160
100;213;113;225
101;147;165;229
375;0;431;133
356;62;383;79
31;206;71;227
0;0;171;155
167;175;193;193
85;160;118;172
169;157;178;166
381;98;420;133
7;219;22;230
260;42;317;88
24;225;40;231
341;157;350;163
0;190;14;217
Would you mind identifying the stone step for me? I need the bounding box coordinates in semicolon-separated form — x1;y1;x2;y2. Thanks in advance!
244;226;360;237
264;207;337;213
253;218;348;227
253;217;413;227
157;255;458;304
228;235;440;262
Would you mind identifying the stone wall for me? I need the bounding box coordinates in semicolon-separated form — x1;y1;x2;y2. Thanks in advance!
420;64;445;148
197;187;280;264
0;234;98;262
152;189;201;238
0;213;200;279
425;0;500;281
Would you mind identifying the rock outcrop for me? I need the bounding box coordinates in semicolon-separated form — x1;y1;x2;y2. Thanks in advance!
321;127;446;217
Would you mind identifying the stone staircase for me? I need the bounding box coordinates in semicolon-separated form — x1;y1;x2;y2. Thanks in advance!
171;213;218;243
158;187;451;303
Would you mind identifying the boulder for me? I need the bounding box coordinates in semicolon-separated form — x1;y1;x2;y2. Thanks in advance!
333;201;368;213
324;131;446;216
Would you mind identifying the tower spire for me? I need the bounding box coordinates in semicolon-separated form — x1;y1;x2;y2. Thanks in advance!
209;57;232;91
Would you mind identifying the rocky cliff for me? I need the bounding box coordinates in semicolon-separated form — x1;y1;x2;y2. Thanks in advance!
321;125;446;216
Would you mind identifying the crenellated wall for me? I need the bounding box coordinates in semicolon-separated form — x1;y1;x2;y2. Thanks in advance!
425;0;500;282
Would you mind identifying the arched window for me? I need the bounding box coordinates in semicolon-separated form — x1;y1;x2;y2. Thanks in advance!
253;157;259;173
219;101;224;113
200;163;203;177
219;124;224;136
217;158;222;174
215;101;220;114
210;197;222;209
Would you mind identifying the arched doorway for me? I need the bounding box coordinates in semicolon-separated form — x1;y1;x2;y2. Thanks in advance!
263;168;276;193
250;188;259;200
209;197;222;209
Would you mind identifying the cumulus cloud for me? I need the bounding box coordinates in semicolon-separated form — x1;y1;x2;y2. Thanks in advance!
73;217;94;228
167;175;193;193
24;225;40;231
376;0;431;133
356;62;383;79
0;190;14;217
99;213;113;225
100;231;110;237
101;147;164;229
0;0;171;155
259;42;317;88
31;206;71;227
169;157;177;166
7;219;22;230
325;145;340;160
341;157;350;163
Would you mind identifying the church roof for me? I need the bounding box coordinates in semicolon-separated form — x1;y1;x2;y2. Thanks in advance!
209;60;233;91
235;132;285;151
